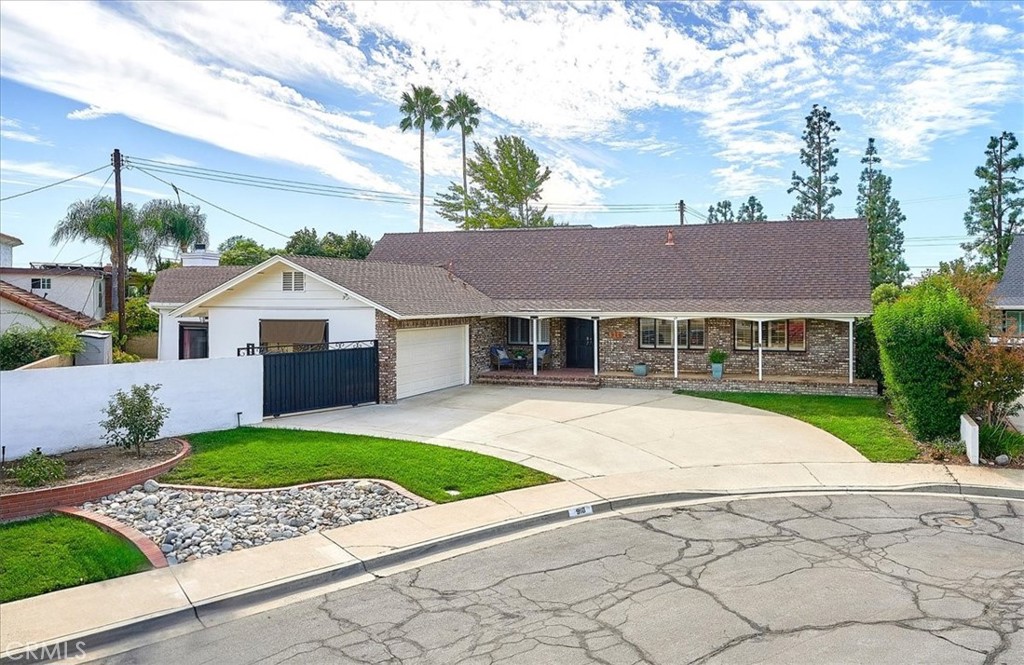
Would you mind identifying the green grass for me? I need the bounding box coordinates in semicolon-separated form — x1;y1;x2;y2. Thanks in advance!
0;515;150;602
161;428;558;503
676;391;920;462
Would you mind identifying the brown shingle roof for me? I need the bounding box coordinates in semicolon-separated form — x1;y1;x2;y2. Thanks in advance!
0;280;99;329
368;219;872;314
149;265;249;304
994;236;1024;308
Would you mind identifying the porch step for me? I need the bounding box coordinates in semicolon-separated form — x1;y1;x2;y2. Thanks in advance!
475;374;600;389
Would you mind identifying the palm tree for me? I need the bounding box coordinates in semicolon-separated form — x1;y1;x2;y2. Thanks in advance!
139;199;208;261
444;92;481;225
399;85;444;232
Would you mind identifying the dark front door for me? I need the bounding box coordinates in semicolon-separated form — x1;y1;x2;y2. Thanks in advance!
565;318;594;369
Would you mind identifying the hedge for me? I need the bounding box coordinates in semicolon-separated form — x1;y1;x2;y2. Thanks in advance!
873;278;986;440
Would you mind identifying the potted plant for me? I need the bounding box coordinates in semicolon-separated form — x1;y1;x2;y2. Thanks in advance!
709;348;728;379
633;362;648;377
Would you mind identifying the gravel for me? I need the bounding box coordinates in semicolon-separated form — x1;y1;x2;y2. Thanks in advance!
83;481;427;565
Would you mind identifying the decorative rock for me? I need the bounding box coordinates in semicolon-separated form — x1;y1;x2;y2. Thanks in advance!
143;479;160;493
995;454;1010;466
83;480;427;565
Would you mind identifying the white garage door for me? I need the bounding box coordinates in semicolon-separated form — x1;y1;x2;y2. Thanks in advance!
396;326;469;399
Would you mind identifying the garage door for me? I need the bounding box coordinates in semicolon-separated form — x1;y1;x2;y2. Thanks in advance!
396;326;468;399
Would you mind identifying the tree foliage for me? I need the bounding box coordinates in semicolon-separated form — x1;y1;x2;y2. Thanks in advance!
737;196;768;222
962;131;1023;273
139;199;208;258
873;277;987;440
788;104;842;221
435;135;554;229
399;85;445;233
283;227;374;259
100;384;170;458
706;200;735;224
946;335;1024;428
102;296;159;338
0;324;84;371
219;238;272;266
856;138;909;287
444;92;482;226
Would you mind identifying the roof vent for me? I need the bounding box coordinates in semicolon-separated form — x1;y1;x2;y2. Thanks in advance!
194;243;206;251
665;229;675;246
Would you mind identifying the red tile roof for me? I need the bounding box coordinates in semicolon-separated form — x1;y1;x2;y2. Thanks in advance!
0;280;100;329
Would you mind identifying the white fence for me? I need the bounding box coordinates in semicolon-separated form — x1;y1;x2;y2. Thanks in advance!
960;414;979;465
0;356;263;458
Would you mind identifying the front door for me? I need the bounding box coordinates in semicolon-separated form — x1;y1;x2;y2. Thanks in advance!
565;318;594;369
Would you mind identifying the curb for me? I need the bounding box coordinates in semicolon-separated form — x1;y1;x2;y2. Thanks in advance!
3;482;1021;663
52;507;168;569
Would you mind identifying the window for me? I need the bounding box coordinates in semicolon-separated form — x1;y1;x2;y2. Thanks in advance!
1002;311;1024;335
30;278;51;290
638;318;705;349
179;324;209;360
282;271;305;292
508;318;550;345
735;319;806;351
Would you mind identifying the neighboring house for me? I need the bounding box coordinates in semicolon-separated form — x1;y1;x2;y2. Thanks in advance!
0;232;23;268
152;219;872;402
992;235;1024;335
0;280;100;333
0;265;108;325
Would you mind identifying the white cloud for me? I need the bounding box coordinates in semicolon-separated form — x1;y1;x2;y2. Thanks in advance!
0;116;50;145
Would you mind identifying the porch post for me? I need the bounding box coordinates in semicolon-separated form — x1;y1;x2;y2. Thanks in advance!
672;317;679;378
757;320;763;381
592;317;599;376
532;316;539;376
848;319;854;384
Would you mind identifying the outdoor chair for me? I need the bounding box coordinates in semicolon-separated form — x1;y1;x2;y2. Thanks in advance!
490;344;513;370
536;345;553;370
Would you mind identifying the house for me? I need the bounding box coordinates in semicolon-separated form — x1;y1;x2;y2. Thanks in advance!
151;218;873;402
0;280;100;332
993;235;1024;335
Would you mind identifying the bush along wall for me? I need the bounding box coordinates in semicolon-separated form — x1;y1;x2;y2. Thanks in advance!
873;278;987;440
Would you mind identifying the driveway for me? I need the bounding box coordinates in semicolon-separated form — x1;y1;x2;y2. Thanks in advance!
260;385;866;479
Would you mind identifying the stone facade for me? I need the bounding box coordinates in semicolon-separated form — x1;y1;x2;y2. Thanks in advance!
600;374;877;398
597;317;850;379
506;317;568;369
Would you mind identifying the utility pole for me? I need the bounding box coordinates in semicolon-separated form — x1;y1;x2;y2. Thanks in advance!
113;149;127;343
678;200;686;225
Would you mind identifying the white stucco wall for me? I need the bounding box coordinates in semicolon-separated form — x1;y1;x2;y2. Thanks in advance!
0;244;12;268
156;308;205;361
1;273;105;320
0;356;263;457
160;264;376;359
0;299;59;334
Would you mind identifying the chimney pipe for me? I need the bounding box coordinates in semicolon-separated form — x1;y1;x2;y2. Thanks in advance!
665;229;675;246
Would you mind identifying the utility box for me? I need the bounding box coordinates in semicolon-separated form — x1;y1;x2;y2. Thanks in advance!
75;329;113;366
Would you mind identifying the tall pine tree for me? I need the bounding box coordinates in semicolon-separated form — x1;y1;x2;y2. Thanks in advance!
706;200;735;223
962;131;1023;273
856;138;909;287
788;104;842;221
737;196;767;222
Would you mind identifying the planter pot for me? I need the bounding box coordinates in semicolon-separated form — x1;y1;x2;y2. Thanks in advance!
633;363;648;377
711;363;724;379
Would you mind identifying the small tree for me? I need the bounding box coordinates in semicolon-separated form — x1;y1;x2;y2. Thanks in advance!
100;384;170;457
946;335;1024;427
788;104;842;221
737;196;768;222
706;200;736;224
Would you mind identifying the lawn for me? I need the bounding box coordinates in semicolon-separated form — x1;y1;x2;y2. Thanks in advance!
0;515;150;603
161;428;558;503
676;391;919;462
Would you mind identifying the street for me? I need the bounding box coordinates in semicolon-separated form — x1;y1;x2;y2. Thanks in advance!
102;493;1023;664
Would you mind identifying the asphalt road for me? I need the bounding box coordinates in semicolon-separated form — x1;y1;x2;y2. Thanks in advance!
102;494;1023;664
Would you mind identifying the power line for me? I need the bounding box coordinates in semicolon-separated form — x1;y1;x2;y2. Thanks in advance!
131;166;290;239
0;165;110;202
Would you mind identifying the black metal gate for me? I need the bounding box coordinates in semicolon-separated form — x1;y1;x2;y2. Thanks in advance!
239;341;379;417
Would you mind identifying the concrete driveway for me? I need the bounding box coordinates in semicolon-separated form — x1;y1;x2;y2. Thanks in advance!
260;385;866;479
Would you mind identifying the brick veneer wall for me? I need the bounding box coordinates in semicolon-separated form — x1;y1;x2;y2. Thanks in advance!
598;317;850;378
0;439;191;521
376;312;501;403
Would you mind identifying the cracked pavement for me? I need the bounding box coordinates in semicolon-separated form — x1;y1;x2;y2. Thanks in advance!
102;494;1023;664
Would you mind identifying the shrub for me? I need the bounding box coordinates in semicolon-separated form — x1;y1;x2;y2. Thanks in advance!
854;318;883;392
12;448;66;487
100;384;170;457
946;336;1024;427
873;278;987;440
871;283;901;307
979;424;1024;460
102;296;159;338
708;348;728;364
113;349;142;364
0;324;84;370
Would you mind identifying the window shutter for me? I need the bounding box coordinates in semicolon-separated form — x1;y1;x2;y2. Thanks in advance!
282;272;293;291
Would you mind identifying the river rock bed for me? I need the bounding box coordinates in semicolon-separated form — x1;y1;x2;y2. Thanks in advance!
83;479;426;565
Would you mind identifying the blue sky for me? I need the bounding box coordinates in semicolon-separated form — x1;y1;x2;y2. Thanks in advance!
0;1;1021;273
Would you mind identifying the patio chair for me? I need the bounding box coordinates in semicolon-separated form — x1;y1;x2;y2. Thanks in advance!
490;344;513;370
536;344;553;370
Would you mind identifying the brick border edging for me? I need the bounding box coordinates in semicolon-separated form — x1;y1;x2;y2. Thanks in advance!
159;478;435;506
52;506;168;569
0;439;191;521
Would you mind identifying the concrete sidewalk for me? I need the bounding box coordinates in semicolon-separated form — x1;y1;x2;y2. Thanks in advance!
1;462;1021;662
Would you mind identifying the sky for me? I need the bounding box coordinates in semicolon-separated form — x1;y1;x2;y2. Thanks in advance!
0;0;1021;274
